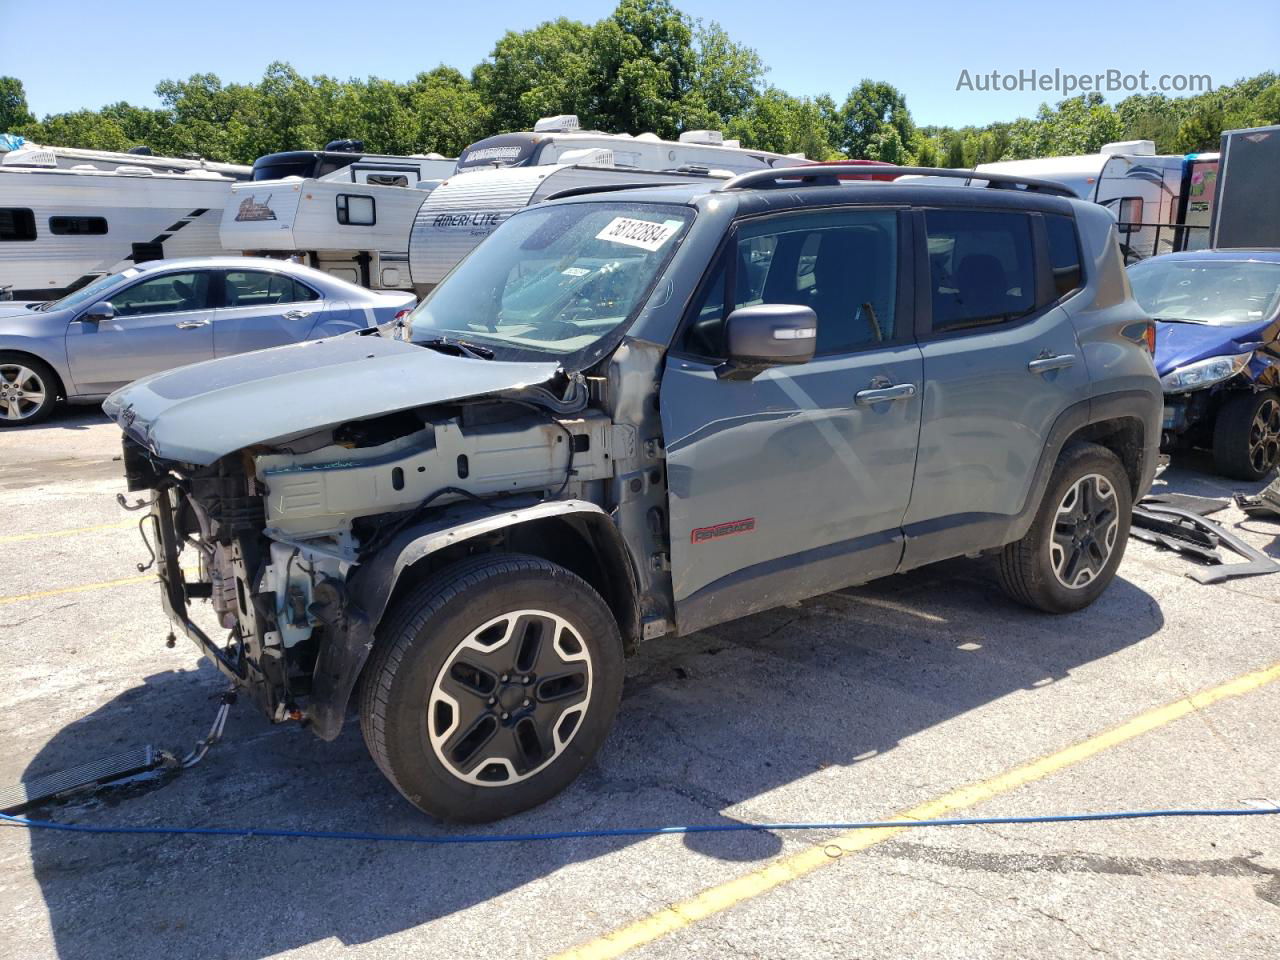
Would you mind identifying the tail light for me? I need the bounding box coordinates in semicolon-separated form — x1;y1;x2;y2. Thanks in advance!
394;309;412;322
1143;322;1157;356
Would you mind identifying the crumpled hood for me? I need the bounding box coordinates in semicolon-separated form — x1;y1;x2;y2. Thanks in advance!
105;332;560;465
1153;318;1273;377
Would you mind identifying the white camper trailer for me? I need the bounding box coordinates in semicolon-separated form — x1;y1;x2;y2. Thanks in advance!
974;141;1219;260
408;161;724;293
0;138;251;178
220;148;457;291
455;114;805;176
407;116;809;293
0;153;241;301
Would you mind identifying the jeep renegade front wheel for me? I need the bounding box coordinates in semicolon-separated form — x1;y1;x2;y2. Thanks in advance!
996;443;1132;614
359;554;624;822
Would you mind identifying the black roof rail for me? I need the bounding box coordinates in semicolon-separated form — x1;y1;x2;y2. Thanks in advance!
720;164;1077;198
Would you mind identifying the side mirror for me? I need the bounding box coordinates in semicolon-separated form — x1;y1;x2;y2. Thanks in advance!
717;304;817;380
80;301;115;324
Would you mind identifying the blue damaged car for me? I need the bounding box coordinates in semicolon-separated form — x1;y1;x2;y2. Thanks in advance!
1128;250;1280;480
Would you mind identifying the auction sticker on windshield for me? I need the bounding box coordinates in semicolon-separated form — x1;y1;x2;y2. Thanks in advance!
596;217;683;252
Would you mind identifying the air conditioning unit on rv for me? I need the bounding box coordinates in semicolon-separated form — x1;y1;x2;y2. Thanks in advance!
678;130;724;146
1100;140;1156;156
558;148;614;166
534;115;581;133
1;147;58;168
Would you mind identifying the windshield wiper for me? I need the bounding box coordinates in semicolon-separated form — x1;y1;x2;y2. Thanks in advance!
417;337;496;360
26;301;51;311
1151;315;1212;325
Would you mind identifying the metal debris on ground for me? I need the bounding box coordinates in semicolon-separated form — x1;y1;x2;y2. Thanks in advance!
1130;496;1280;583
1234;475;1280;521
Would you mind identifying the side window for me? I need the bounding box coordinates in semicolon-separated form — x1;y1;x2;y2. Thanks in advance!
925;210;1035;334
1045;214;1083;299
111;272;212;317
223;271;320;307
336;194;376;226
681;211;899;358
49;216;108;236
0;208;36;241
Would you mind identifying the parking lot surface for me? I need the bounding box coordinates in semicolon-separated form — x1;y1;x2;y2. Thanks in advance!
1;406;1277;960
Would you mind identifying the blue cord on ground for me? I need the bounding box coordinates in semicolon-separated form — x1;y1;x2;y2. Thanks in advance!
2;806;1277;847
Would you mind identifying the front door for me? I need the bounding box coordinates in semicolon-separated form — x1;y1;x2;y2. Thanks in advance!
213;269;323;356
65;270;215;395
661;209;923;633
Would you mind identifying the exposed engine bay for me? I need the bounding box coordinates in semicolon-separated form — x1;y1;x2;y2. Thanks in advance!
122;373;647;733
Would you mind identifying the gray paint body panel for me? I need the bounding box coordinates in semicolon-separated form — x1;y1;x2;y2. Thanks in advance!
105;334;558;464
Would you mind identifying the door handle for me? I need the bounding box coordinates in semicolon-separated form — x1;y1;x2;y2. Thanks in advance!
854;383;916;405
1028;353;1076;374
174;320;210;329
283;310;313;320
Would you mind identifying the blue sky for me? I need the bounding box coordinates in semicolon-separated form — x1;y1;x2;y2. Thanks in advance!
4;0;1277;128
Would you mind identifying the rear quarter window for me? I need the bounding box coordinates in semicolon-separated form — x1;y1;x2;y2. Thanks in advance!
1045;214;1084;299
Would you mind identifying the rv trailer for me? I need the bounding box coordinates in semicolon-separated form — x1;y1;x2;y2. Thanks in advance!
220;146;456;291
975;141;1219;260
0;138;251;179
407;115;809;293
0;154;243;301
1211;124;1280;250
455;114;805;176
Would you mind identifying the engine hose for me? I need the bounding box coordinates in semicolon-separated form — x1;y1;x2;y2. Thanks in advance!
1;805;1276;847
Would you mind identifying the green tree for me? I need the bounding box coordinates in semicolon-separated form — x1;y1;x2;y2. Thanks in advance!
686;20;764;126
725;87;837;158
407;67;492;156
0;76;34;132
838;79;914;159
473;18;596;133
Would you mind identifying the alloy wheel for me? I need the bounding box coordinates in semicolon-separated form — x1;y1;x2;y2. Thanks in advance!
428;609;593;786
1248;397;1280;474
0;363;47;422
1050;473;1120;590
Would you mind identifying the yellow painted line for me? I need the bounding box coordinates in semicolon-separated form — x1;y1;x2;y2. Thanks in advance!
0;574;157;606
552;661;1280;960
0;519;134;544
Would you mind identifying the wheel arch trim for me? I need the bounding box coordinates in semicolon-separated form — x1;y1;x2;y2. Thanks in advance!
307;500;638;741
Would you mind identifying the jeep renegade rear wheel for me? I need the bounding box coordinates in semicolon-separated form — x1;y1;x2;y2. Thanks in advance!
359;554;624;822
996;443;1132;614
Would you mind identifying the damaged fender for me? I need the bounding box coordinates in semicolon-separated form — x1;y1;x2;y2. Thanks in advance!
307;499;634;740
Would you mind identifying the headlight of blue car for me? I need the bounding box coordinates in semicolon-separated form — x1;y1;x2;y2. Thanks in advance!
1160;352;1253;393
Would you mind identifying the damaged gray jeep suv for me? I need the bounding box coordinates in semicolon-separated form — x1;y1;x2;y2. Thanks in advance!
107;165;1162;821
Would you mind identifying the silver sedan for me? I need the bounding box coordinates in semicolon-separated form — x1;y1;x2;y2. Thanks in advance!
0;256;416;426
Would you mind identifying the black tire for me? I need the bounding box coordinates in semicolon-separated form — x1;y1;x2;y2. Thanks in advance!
997;442;1132;614
0;353;60;427
1212;389;1280;482
359;553;624;822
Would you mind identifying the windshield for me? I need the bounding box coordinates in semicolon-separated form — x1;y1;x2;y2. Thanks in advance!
1128;259;1280;325
44;270;136;312
407;201;694;363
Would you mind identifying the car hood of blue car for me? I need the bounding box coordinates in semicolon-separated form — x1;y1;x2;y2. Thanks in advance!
1153;317;1276;377
104;331;561;465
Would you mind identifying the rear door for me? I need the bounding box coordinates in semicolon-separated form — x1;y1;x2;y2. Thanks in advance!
64;270;215;394
900;206;1091;569
212;269;323;356
661;208;923;631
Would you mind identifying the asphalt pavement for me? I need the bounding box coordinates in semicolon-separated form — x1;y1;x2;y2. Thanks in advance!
0;404;1277;960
